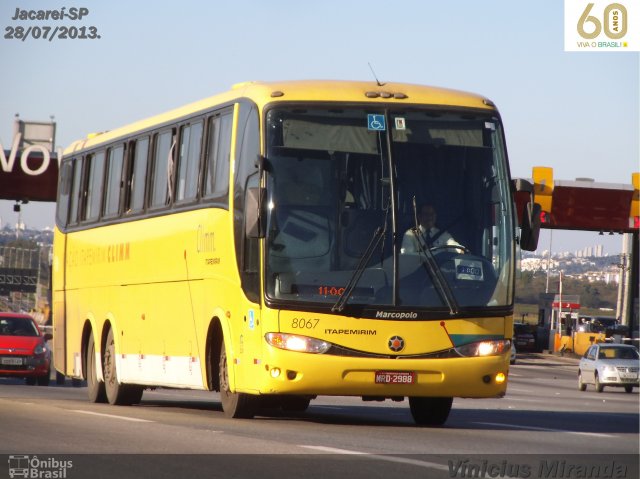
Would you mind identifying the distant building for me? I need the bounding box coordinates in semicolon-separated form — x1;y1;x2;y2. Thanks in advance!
575;244;605;258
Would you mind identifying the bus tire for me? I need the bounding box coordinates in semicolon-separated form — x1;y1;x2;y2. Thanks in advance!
218;338;255;418
409;396;453;427
87;331;107;403
103;328;143;405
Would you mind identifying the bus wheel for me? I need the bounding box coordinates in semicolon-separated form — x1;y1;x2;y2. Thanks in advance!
87;331;107;403
218;338;255;418
409;397;453;427
103;328;144;405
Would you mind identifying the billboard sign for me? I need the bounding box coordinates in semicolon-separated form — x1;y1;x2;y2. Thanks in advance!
0;132;60;202
0;268;38;294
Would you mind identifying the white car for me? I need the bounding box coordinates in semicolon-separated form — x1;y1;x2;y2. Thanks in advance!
510;343;516;365
578;344;639;393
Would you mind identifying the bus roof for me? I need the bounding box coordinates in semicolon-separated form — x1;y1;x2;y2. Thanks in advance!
64;80;496;155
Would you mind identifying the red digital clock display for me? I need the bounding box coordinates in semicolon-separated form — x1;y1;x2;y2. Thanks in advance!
317;286;346;296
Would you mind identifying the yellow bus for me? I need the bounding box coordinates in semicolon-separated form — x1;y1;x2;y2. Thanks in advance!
52;80;540;425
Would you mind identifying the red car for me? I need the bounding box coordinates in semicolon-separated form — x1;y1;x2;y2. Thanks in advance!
0;312;51;386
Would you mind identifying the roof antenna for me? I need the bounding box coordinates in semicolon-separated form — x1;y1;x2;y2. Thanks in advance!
368;63;385;86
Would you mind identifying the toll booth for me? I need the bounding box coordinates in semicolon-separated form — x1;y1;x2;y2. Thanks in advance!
536;293;613;355
537;293;581;352
528;168;639;342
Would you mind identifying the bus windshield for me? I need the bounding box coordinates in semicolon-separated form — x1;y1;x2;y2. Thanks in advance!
265;106;514;313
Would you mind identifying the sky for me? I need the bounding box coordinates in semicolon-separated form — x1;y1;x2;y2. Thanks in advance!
0;0;637;255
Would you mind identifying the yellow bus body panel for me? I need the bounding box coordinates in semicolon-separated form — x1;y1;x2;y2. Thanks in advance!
53;80;507;400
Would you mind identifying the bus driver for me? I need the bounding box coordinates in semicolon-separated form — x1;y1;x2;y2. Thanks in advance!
401;204;462;254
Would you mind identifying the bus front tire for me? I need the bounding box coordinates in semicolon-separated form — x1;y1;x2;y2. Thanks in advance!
218;339;255;418
409;396;453;427
103;328;143;406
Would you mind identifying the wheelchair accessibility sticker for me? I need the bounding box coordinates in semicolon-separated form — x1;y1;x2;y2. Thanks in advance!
367;114;386;131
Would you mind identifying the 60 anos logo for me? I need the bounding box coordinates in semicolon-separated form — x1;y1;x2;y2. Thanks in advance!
577;2;627;39
565;0;637;51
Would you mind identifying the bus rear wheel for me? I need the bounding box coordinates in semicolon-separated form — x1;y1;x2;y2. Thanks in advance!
103;328;143;405
87;331;107;403
409;396;453;427
218;338;255;418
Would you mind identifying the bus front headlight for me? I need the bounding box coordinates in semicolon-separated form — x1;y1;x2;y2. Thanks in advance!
456;339;510;357
265;333;331;354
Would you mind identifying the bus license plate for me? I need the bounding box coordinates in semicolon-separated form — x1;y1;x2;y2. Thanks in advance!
375;371;415;384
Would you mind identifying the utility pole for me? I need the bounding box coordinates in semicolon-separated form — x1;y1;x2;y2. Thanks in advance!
615;234;632;326
545;230;553;294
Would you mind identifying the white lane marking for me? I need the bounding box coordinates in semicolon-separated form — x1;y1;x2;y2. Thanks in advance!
300;445;449;471
71;409;154;423
474;422;614;438
500;397;558;403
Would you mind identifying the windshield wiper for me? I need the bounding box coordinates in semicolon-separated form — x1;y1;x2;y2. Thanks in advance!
331;226;384;313
411;197;460;315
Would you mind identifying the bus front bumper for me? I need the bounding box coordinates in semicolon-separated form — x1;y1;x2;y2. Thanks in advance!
245;349;509;398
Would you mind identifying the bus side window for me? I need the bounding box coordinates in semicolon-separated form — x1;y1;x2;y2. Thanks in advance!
56;160;74;228
125;137;149;214
149;130;175;209
203;111;232;205
176;121;203;203
82;151;106;222
69;158;82;225
103;144;125;218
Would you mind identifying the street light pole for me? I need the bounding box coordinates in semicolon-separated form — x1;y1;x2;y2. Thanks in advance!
545;230;553;294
